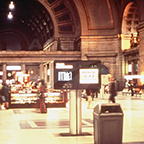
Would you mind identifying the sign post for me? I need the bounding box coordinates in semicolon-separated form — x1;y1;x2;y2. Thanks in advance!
69;89;82;135
51;60;101;135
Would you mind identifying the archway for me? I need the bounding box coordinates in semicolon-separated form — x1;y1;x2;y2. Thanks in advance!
121;2;139;51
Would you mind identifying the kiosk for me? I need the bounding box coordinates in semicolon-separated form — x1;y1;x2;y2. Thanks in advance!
50;60;101;135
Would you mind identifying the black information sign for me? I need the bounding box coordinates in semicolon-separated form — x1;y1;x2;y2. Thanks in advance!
52;60;101;90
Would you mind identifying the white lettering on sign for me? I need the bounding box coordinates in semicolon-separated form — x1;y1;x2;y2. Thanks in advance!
79;69;99;84
56;63;73;69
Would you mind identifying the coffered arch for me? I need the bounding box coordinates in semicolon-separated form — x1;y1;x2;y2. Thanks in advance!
39;0;81;38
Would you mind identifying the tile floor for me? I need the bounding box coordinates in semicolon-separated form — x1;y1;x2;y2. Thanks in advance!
0;92;144;144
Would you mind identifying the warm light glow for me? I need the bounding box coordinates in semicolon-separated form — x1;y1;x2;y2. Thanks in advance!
139;72;144;85
0;71;3;76
9;1;15;9
124;75;144;80
47;69;50;75
6;66;21;70
15;72;29;84
128;64;132;72
101;75;109;85
16;72;23;76
121;34;131;51
31;70;34;74
8;12;13;19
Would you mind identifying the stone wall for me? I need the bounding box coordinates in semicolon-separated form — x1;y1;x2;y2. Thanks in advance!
26;65;39;82
43;37;81;51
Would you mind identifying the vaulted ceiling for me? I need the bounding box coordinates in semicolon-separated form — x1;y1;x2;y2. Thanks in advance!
0;0;54;50
0;0;80;51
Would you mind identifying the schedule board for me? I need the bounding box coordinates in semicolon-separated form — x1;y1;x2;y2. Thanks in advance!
51;60;101;90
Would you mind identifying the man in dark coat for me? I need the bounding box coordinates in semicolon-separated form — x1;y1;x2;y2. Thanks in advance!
0;80;10;109
108;77;117;103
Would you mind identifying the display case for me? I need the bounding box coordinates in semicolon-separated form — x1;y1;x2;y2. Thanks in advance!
44;92;63;103
11;93;38;104
10;91;67;108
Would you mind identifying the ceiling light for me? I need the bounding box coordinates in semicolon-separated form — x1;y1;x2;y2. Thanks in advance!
9;1;15;9
8;12;13;19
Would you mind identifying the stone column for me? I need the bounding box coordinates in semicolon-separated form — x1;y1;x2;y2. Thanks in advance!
2;63;6;81
21;63;26;73
39;63;44;79
80;36;89;60
44;64;47;83
125;58;128;75
137;21;144;78
49;62;54;89
115;35;124;89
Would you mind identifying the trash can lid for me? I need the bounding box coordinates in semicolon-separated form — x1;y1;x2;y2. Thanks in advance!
93;103;123;115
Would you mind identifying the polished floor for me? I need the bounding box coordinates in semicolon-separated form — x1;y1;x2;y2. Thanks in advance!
0;92;144;144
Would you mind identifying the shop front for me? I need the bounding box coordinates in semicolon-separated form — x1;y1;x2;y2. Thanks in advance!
0;63;67;108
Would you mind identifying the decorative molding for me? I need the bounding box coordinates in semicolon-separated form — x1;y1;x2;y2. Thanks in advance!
45;0;76;35
0;51;81;62
51;1;68;15
58;24;75;34
45;0;59;6
85;52;117;58
80;35;118;39
56;11;73;24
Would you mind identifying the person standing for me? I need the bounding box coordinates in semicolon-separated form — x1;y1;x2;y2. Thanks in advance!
108;77;117;103
0;80;10;109
86;89;92;108
128;80;134;96
38;79;47;113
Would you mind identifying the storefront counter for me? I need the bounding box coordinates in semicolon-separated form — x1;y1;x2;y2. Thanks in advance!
10;91;67;108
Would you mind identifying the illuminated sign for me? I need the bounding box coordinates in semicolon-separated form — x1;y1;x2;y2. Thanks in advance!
56;63;73;69
6;66;21;71
58;71;72;81
79;69;99;84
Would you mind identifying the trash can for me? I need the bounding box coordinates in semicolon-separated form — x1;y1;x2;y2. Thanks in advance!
93;103;124;144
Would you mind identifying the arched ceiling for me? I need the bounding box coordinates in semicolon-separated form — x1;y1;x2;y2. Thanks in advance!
0;0;54;49
0;0;81;51
122;2;139;35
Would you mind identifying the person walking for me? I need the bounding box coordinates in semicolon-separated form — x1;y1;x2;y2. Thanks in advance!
0;80;10;109
108;77;117;103
86;89;92;108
